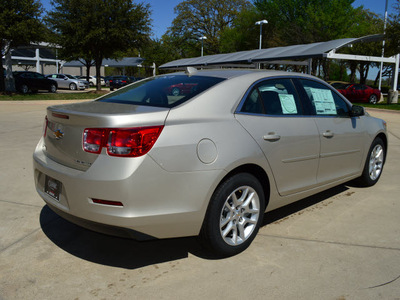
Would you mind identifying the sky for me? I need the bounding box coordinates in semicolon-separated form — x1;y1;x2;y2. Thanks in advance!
41;0;398;39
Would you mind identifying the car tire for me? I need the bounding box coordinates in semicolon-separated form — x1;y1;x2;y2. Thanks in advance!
110;87;114;91
369;94;378;104
199;173;265;257
49;84;57;93
89;82;94;87
20;84;29;94
356;137;385;187
171;87;180;96
69;83;77;90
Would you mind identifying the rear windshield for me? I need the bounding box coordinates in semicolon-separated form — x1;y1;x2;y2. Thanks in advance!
98;75;225;108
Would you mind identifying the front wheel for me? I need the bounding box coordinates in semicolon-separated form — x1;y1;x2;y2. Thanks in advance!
69;83;77;90
369;94;378;104
20;84;29;94
356;137;385;187
199;173;265;257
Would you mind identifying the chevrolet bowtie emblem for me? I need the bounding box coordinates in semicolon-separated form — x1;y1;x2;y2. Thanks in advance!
53;129;64;140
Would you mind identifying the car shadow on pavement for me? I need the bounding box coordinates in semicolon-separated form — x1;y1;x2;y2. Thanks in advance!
40;184;349;268
262;184;349;226
39;205;205;269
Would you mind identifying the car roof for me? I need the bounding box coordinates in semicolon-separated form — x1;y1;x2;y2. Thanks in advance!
166;68;319;82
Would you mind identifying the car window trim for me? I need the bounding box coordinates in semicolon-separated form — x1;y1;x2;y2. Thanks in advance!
292;77;354;118
236;76;305;117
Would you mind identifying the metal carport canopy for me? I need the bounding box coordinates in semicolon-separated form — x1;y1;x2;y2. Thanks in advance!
63;57;144;67
159;34;399;90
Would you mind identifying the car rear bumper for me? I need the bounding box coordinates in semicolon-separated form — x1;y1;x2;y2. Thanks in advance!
33;139;221;239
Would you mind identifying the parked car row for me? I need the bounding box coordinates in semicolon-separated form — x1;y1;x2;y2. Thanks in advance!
7;71;112;94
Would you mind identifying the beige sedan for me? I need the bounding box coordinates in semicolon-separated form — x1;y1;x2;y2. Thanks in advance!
33;69;387;257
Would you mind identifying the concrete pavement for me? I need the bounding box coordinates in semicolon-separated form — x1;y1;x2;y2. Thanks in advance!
0;101;399;299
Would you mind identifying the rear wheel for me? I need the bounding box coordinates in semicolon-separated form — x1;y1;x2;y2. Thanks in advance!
69;83;77;90
356;137;385;186
49;84;57;93
369;94;378;104
199;173;265;257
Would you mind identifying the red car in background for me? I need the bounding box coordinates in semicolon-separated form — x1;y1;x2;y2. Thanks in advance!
335;83;381;104
166;82;198;96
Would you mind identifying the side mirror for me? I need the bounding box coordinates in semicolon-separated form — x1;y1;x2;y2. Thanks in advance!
64;77;68;80
350;105;365;117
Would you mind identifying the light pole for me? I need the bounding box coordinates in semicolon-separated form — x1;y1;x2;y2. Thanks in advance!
199;36;207;56
378;0;389;91
255;20;268;49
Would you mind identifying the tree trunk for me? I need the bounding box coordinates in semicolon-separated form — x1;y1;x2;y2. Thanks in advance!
349;62;357;83
374;69;381;86
95;57;102;91
4;42;16;93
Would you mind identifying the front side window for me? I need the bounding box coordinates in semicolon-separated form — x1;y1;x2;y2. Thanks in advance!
240;78;302;115
299;79;350;117
98;75;225;108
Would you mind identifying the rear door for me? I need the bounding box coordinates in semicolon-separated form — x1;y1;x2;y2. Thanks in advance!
235;78;320;196
296;79;366;184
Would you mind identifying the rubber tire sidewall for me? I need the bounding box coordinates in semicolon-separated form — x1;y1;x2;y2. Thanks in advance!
200;173;265;257
369;94;378;104
49;84;57;93
357;137;385;187
21;84;29;94
70;83;77;90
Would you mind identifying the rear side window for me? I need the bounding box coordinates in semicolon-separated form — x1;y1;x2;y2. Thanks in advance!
98;75;225;108
241;78;302;115
299;79;350;117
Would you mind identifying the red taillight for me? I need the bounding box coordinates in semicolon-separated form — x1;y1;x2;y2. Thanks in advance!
83;126;163;157
83;128;107;154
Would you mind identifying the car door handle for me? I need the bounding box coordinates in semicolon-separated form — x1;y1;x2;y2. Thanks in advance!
263;134;281;141
322;131;334;138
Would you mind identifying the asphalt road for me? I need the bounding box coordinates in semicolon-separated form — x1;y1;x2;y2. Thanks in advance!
0;101;399;300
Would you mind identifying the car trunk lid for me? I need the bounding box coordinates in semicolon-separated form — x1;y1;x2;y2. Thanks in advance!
43;101;169;171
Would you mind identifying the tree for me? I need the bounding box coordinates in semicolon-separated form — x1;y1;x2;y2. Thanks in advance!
47;0;151;90
254;0;363;46
0;0;45;93
167;0;251;56
387;0;400;52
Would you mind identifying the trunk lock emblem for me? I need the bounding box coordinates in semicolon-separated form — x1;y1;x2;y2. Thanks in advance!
53;129;64;140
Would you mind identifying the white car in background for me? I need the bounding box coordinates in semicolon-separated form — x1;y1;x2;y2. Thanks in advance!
46;74;86;90
78;75;105;87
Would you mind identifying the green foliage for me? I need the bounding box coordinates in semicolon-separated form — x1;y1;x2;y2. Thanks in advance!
219;7;268;53
0;0;45;92
167;0;252;55
0;0;44;49
386;0;400;55
46;0;151;89
254;0;362;45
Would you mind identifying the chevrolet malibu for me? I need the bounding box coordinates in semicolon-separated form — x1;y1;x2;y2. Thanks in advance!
33;69;387;257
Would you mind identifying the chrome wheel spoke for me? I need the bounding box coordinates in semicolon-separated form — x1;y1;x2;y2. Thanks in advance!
219;185;260;246
368;144;384;180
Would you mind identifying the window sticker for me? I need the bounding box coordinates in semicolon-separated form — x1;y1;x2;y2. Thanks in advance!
310;88;337;115
279;94;297;114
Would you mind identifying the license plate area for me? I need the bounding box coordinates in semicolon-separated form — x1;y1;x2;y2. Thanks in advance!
45;175;62;201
